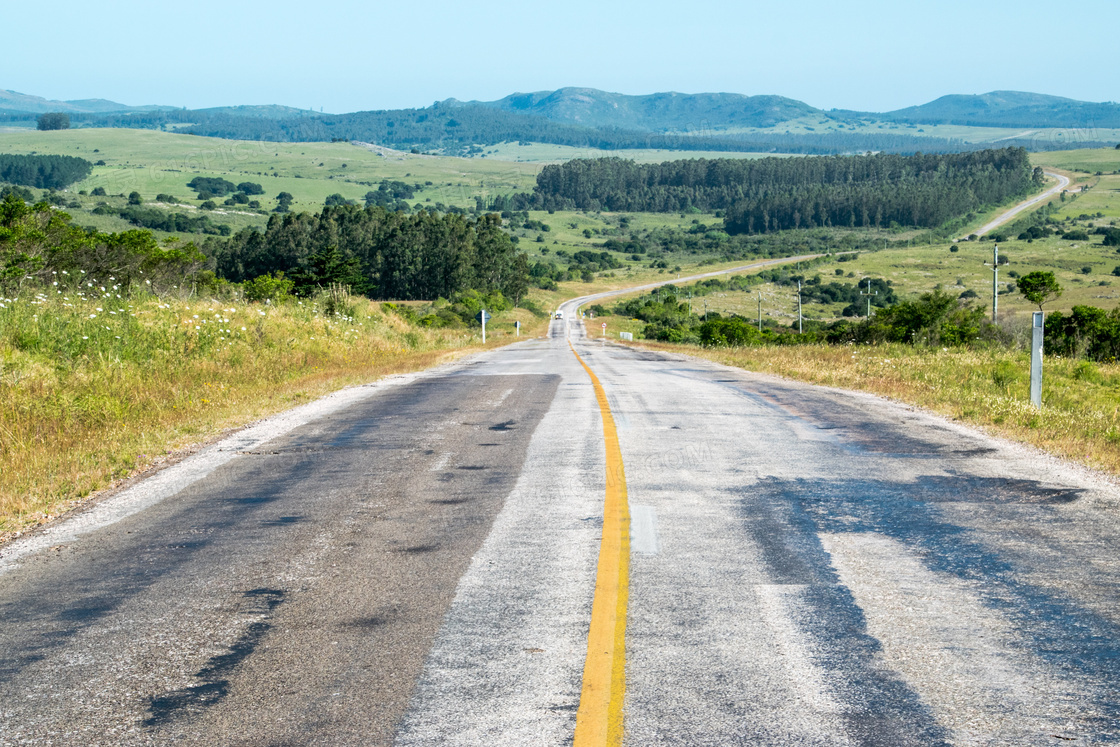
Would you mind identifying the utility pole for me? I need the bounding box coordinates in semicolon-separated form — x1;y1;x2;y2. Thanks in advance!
984;244;1000;323
688;290;692;316
860;278;878;318
703;299;708;322
757;291;762;331
797;280;803;334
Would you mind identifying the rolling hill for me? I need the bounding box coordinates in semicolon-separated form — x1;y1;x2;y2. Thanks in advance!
874;91;1120;128
0;89;170;114
450;87;818;131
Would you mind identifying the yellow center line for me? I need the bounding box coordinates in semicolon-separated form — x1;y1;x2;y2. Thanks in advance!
570;340;630;747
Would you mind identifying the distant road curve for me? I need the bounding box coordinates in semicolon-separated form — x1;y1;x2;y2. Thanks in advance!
970;170;1071;239
560;252;831;316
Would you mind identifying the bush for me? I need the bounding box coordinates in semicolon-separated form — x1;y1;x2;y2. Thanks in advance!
0;184;34;203
865;289;986;346
242;272;294;303
699;317;759;347
324;193;354;207
1045;306;1120;361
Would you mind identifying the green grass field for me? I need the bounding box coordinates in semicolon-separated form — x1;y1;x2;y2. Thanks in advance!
0;128;541;215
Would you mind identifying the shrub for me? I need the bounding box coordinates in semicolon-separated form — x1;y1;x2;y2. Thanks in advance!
242;272;294;303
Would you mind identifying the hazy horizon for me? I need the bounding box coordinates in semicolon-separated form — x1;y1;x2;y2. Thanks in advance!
4;0;1115;115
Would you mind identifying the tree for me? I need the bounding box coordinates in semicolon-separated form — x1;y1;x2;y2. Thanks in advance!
237;182;264;195
1017;270;1062;311
289;246;369;296
128;191;142;205
187;177;235;197
36;112;70;131
274;192;294;213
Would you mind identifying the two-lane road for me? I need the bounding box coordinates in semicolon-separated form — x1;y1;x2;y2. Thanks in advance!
3;310;1120;745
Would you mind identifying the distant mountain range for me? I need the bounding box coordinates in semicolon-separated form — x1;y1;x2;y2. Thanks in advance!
2;87;1118;155
0;89;171;115
5;86;1119;129
447;87;1120;131
0;90;324;119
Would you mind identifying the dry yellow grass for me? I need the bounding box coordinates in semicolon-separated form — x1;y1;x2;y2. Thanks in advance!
637;341;1120;475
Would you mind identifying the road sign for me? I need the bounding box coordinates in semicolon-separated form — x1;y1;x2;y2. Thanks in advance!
475;311;491;323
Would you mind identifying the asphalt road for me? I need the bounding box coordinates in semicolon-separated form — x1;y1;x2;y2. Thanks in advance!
3;309;1120;745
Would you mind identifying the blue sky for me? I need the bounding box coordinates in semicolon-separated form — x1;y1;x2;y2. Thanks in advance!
4;0;1115;113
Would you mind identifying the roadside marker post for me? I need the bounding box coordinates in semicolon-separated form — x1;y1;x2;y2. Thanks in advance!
515;320;520;337
1030;311;1044;409
476;309;490;343
601;322;607;338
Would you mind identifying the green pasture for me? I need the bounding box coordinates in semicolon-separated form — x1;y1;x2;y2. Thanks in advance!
0;129;541;218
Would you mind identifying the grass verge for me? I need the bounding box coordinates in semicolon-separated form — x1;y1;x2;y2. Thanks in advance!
636;341;1120;475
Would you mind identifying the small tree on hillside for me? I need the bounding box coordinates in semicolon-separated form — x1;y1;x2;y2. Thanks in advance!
1017;270;1062;312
